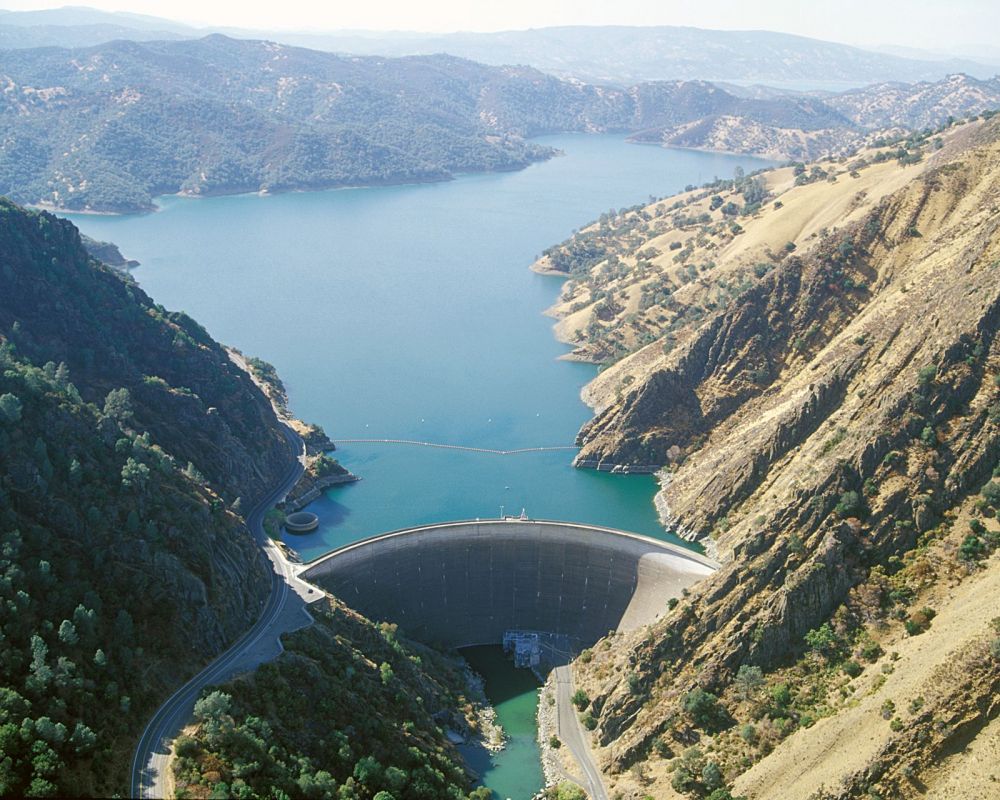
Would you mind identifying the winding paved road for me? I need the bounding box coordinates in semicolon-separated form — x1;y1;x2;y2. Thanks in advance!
130;426;317;799
554;665;609;800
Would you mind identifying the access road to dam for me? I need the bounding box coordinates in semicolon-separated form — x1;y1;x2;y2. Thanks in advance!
132;480;718;799
130;426;319;799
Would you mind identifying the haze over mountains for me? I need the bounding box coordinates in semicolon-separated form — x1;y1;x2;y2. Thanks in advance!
0;6;997;86
0;34;851;212
3;28;1000;214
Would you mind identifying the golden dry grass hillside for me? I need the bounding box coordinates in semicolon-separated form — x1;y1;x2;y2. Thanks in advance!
543;115;1000;800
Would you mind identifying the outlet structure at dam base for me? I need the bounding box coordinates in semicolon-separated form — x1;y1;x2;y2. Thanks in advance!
301;519;718;664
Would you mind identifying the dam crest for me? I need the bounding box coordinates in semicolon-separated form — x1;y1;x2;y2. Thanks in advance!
301;519;718;663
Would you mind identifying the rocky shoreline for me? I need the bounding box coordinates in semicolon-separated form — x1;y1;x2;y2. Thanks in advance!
284;471;360;513
461;664;506;753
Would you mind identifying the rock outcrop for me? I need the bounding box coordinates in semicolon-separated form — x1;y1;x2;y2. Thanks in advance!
550;117;1000;798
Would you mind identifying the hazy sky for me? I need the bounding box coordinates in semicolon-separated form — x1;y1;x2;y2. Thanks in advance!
3;0;998;52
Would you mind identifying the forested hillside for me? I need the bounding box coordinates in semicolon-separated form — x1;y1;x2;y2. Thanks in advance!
173;599;494;800
0;198;295;794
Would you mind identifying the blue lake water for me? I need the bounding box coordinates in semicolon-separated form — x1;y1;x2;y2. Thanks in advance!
67;133;769;798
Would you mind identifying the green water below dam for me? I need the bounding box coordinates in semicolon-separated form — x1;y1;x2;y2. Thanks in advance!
460;646;544;800
68;134;770;799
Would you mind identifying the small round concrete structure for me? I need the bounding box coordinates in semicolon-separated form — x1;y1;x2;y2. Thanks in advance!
284;511;319;534
302;519;718;653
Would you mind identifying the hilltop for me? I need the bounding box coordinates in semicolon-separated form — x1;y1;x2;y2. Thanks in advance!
536;113;1000;798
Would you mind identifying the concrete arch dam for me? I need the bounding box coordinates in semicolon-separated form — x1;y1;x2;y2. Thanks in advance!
301;520;718;653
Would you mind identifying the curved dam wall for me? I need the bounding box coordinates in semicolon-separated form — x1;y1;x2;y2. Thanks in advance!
302;520;718;651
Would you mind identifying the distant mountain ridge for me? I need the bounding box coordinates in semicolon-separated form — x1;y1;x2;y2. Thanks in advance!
284;25;998;86
3;34;998;212
0;8;995;85
0;35;848;212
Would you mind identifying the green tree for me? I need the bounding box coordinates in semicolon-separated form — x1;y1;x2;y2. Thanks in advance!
682;688;725;729
804;623;839;659
0;393;21;424
834;491;864;518
733;664;763;700
121;457;150;492
982;481;1000;508
702;760;724;791
103;387;133;422
57;620;78;646
555;782;587;800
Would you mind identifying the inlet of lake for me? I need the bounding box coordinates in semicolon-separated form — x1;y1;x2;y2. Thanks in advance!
68;134;769;799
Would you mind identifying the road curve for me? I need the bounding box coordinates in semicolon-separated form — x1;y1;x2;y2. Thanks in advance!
554;665;608;800
130;426;310;799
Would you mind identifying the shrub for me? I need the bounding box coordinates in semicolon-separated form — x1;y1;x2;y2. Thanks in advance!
916;365;936;387
805;623;840;658
982;481;1000;508
835;491;865;518
682;688;726;729
549;735;561;749
859;639;883;663
959;534;987;562
770;683;792;709
570;689;590;711
555;783;587;800
701;760;724;790
843;660;863;678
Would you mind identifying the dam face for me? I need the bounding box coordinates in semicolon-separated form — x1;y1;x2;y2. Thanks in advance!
302;520;717;652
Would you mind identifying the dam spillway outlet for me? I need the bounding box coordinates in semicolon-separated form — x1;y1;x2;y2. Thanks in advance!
302;520;718;666
285;511;319;533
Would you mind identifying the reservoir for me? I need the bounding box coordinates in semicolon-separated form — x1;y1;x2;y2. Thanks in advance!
68;134;768;798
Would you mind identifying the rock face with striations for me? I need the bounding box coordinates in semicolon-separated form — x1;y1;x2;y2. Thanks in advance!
553;118;1000;797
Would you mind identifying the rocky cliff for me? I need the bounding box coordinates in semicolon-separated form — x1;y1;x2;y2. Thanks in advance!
545;117;1000;798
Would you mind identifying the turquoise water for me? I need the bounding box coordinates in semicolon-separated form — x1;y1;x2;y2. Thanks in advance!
460;646;544;800
68;134;769;798
68;134;769;561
